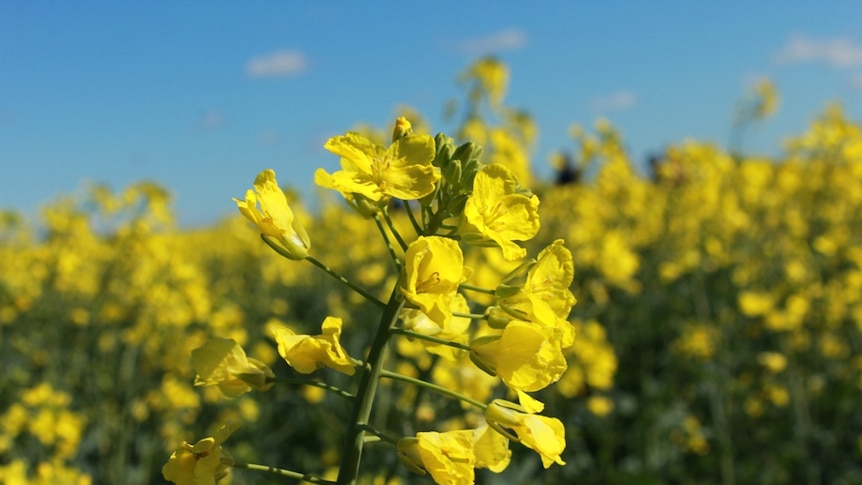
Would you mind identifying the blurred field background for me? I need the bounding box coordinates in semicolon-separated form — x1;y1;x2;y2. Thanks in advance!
2;53;862;484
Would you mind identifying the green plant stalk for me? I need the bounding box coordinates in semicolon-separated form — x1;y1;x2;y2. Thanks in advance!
371;211;404;269
233;463;336;484
380;369;488;411
304;255;386;309
458;283;496;295
336;286;406;485
381;205;409;250
389;327;472;351
271;377;354;399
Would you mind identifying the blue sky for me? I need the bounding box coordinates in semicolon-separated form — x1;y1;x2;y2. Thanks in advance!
2;2;861;227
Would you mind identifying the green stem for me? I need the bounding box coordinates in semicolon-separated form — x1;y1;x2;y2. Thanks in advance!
372;212;404;269
336;286;406;485
380;369;488;411
232;463;335;484
358;424;399;445
452;311;486;320
271;377;354;399
389;327;472;351
381;206;408;251
304;256;385;309
403;200;425;237
459;283;496;295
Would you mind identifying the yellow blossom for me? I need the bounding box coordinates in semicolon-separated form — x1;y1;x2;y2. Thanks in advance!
316;125;438;202
397;430;476;485
461;164;540;261
401;236;470;326
497;239;576;347
270;316;356;376
233;169;310;260
401;293;471;361
470;321;567;393
162;421;239;485
191;338;275;397
472;425;511;473
485;400;566;468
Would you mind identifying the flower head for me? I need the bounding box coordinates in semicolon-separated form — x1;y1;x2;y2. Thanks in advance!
191;338;274;397
163;421;239;485
401;293;471;361
461;164;540;261
498;240;576;347
470;320;567;393
233;169;310;260
316;122;438;202
397;430;476;485
485;400;566;468
270;316;356;376
400;236;470;327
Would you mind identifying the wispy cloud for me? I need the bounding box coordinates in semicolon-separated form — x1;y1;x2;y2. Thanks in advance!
195;109;226;130
456;29;528;55
590;90;637;112
852;72;862;90
247;50;308;78
775;35;862;68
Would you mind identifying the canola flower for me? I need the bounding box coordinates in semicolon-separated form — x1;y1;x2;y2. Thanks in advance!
163;421;239;485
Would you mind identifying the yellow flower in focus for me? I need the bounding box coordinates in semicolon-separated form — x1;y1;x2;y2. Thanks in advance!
485;400;566;468
397;430;476;485
233;169;310;260
498;240;576;347
191;338;275;397
472;425;511;473
471;321;567;393
401;236;469;327
163;421;239;485
270;316;356;376
401;293;471;361
317;125;438;202
461;164;540;261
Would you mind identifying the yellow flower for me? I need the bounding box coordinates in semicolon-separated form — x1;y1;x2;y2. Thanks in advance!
162;421;239;485
401;293;471;361
233;169;310;260
485;400;566;468
401;236;470;327
470;321;567;393
397;430;476;485
270;316;356;376
472;425;511;473
191;338;274;397
461;164;540;261
497;240;576;347
316;125;438;202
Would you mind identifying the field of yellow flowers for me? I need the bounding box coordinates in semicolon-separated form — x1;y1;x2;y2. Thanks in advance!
1;59;861;485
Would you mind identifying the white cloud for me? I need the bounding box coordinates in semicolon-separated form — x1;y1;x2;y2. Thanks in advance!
852;72;862;90
457;29;528;54
775;35;862;68
194;109;226;130
590;90;637;112
247;50;308;78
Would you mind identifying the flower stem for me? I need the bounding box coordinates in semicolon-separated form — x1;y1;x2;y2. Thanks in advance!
336;286;406;485
381;206;409;251
459;283;496;295
271;377;354;399
403;200;424;236
380;369;488;411
389;327;472;351
232;463;336;484
304;256;386;309
372;211;404;269
451;311;486;320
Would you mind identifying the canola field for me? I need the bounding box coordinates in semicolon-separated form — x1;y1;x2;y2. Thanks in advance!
1;59;861;485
